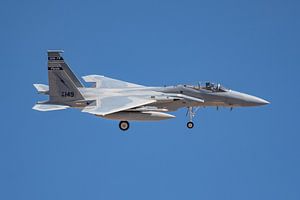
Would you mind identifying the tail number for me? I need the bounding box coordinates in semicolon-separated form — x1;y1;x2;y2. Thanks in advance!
61;91;74;97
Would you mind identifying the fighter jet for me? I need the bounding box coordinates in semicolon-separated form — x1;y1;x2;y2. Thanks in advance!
33;50;269;130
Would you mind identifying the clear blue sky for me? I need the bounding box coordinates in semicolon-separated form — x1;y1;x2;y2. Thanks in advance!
1;0;299;199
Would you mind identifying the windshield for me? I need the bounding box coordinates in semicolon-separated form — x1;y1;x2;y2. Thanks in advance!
204;82;228;92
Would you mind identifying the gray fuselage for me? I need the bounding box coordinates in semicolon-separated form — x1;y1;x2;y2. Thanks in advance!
77;84;269;121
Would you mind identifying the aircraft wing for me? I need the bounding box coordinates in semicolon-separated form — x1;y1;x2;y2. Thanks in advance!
82;75;145;88
82;95;156;116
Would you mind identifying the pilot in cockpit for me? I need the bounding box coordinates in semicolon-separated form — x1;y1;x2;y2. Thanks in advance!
205;82;214;90
205;82;227;92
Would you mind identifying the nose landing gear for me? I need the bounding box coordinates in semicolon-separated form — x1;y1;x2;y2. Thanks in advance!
186;107;199;129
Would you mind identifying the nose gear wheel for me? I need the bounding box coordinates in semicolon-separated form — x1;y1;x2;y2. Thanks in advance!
186;107;199;129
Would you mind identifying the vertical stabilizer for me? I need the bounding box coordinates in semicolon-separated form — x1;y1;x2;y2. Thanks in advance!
47;50;84;103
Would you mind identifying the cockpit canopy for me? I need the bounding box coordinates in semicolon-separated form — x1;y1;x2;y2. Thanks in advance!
186;82;229;92
204;82;228;92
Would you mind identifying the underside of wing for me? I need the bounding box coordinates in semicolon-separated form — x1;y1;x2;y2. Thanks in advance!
82;75;145;88
82;96;156;116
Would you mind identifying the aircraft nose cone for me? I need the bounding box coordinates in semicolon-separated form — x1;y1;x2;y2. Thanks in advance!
249;96;270;106
229;91;270;107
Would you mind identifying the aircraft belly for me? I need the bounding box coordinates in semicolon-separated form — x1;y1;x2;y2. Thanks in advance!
150;101;202;111
101;111;175;121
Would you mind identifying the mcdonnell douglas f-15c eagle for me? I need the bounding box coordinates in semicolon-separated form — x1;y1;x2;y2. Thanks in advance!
33;50;269;131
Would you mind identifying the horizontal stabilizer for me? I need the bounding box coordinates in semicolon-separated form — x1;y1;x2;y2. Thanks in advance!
33;84;49;94
32;104;70;111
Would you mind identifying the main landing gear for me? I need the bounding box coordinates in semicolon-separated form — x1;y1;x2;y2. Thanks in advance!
186;107;199;129
119;121;129;131
187;121;194;129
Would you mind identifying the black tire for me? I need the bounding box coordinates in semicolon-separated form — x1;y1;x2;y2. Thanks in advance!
119;121;129;131
187;121;194;129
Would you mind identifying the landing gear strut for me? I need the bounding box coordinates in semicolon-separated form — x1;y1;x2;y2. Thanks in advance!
119;121;129;131
186;107;199;129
